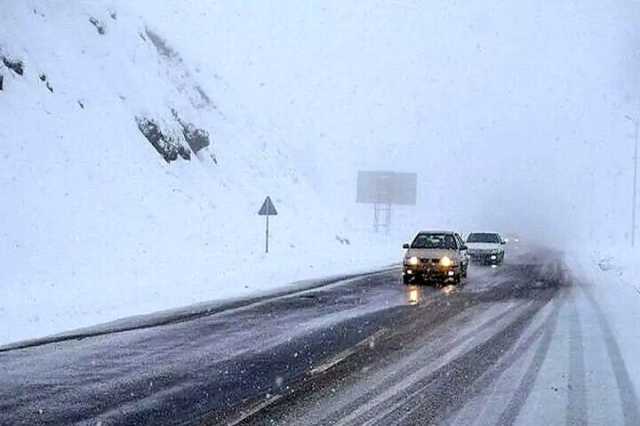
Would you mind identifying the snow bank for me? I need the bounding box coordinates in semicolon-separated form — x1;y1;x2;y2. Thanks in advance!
0;2;402;345
565;246;640;400
571;246;640;295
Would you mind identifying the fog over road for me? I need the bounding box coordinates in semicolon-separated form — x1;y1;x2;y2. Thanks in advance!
1;246;637;426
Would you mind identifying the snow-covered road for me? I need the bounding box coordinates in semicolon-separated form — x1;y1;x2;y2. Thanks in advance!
1;246;638;425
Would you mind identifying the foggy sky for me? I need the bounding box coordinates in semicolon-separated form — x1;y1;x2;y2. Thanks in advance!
138;0;640;246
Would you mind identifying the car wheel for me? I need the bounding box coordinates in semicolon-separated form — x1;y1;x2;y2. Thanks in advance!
403;275;412;285
462;265;468;278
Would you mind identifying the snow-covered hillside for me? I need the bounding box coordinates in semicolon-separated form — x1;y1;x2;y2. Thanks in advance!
0;2;399;345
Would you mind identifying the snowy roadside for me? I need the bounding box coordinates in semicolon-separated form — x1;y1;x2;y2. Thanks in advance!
565;246;640;395
0;266;398;352
571;246;640;295
0;231;401;346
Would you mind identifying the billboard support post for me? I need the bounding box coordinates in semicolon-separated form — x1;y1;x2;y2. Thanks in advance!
372;203;392;234
373;202;378;233
386;202;391;234
357;171;417;233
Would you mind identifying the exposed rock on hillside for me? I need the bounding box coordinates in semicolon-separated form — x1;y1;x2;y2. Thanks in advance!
2;56;24;75
145;28;178;60
171;109;212;156
136;116;190;163
89;17;106;35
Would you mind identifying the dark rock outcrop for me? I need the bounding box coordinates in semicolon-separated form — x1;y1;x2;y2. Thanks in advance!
181;124;210;153
335;235;351;245
136;117;190;163
171;109;211;154
89;17;106;35
39;73;53;92
2;57;24;75
145;28;177;59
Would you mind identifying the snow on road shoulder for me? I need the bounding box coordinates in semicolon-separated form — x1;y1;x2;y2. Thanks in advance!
565;246;640;399
0;230;400;346
593;249;640;295
570;246;640;296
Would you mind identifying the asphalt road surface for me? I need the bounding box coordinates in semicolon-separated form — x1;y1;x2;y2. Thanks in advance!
1;246;638;425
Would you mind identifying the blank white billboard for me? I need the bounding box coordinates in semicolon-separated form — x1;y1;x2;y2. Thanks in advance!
356;171;417;205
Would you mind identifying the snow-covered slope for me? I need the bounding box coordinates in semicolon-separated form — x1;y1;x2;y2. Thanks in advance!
0;2;398;344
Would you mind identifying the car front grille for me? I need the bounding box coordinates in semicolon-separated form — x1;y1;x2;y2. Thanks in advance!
420;258;439;264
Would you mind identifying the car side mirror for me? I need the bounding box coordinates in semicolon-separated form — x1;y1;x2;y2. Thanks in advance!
402;243;410;249
461;245;468;250
501;241;506;245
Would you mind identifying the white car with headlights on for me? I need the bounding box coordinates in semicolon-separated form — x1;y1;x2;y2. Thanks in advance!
466;232;505;265
402;231;469;285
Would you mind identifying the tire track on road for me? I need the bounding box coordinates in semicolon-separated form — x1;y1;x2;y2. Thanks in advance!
327;301;531;426
494;291;564;425
565;288;588;426
581;284;640;426
242;261;565;426
379;293;559;425
376;262;567;425
443;299;557;426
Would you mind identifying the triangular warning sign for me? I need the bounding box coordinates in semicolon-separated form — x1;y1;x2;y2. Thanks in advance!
258;196;278;216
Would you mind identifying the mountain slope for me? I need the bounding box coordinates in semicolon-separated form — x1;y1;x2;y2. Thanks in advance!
0;2;396;344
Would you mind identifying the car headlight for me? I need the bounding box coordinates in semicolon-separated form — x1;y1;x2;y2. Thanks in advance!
406;256;419;266
439;256;454;267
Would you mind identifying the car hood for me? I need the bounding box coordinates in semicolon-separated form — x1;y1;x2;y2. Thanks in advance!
466;242;502;251
405;248;458;259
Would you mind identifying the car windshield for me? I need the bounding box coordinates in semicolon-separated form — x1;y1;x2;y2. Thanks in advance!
411;233;457;249
467;233;501;243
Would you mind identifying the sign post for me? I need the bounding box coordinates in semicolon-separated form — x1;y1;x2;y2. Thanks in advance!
258;196;278;253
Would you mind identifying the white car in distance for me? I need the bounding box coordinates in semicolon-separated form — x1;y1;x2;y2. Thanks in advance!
466;232;505;265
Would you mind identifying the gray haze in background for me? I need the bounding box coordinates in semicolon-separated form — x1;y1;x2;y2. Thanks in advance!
140;1;640;247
